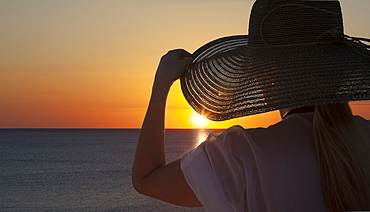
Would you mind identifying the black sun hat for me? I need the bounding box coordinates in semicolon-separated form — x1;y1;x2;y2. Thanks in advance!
180;0;370;121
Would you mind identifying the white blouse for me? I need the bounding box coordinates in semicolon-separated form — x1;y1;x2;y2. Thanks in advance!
181;113;370;212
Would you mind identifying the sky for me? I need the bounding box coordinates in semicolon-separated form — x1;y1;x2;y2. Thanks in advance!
1;0;370;129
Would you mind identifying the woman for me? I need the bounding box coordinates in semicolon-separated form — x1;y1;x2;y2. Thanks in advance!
132;0;370;211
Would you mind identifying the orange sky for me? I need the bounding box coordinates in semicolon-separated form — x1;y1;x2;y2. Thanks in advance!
1;0;370;129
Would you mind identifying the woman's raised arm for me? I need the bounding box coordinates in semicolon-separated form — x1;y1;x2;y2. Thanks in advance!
132;49;202;207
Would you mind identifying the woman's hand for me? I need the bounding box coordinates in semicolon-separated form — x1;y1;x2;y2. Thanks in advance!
154;49;193;88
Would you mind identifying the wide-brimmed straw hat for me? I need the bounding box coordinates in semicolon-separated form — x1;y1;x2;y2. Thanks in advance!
180;0;370;121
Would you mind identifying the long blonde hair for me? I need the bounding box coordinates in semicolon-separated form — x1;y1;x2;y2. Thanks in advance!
313;103;370;211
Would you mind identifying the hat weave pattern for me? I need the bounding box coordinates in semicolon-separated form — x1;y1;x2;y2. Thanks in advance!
180;0;370;121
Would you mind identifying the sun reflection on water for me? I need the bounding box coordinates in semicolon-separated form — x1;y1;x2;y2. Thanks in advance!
194;129;210;148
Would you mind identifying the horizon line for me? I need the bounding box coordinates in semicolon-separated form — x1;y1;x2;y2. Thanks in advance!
0;127;227;130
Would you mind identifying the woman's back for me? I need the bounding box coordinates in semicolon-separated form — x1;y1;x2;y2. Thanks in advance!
182;112;370;211
182;114;313;211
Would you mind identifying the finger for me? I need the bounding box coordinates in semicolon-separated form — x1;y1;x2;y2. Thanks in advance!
181;57;194;68
180;50;192;58
168;49;192;58
180;54;192;59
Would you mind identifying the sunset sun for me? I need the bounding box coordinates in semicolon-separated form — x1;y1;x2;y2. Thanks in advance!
190;111;209;128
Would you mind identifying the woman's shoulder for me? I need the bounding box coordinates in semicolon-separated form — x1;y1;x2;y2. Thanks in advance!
203;125;247;144
199;125;248;153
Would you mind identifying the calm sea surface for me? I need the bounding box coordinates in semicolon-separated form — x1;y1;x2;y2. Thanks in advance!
0;129;220;211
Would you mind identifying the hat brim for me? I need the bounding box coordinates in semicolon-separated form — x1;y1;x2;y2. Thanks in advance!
180;35;370;121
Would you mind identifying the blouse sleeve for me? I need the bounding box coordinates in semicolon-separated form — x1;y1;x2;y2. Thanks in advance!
180;126;247;212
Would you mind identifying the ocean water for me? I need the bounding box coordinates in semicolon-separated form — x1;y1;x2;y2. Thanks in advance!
0;129;220;211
